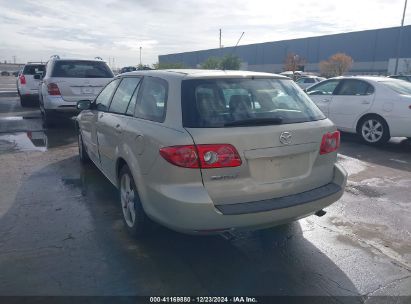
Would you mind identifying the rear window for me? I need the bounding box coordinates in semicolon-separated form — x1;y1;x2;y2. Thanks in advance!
182;78;325;128
51;60;113;78
380;80;411;95
23;65;45;75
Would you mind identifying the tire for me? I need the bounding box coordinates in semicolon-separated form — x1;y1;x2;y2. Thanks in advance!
358;116;390;145
119;166;150;237
78;131;90;163
20;95;30;107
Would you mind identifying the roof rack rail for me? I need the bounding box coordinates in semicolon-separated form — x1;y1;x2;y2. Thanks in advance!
50;55;60;59
27;61;45;64
95;56;103;60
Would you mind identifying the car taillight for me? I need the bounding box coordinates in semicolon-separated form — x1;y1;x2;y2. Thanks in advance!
159;144;242;169
47;83;61;96
19;74;26;85
320;131;340;155
197;144;242;168
160;145;199;168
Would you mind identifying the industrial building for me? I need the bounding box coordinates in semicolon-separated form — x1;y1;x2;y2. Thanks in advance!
159;25;411;75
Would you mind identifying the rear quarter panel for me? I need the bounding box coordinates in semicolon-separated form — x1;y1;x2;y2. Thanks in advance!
119;118;203;215
353;84;411;136
116;75;203;214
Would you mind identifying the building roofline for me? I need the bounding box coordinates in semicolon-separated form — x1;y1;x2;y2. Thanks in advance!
159;25;411;58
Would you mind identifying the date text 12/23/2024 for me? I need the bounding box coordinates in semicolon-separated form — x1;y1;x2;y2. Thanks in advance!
150;297;258;303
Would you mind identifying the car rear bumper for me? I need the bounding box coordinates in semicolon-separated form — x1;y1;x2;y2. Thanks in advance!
386;116;411;137
19;87;38;96
43;95;78;113
143;163;347;234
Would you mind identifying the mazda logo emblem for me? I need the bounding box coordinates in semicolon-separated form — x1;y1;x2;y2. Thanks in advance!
279;132;292;145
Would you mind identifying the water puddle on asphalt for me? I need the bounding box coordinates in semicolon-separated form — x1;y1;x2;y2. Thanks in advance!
0;131;48;153
0;116;42;121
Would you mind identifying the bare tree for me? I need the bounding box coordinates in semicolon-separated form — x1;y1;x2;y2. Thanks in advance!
284;53;306;78
320;53;353;77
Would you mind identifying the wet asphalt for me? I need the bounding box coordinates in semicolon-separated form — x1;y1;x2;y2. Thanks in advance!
0;78;410;301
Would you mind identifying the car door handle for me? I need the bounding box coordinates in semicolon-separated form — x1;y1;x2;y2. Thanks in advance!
115;124;122;134
322;98;331;102
361;100;370;104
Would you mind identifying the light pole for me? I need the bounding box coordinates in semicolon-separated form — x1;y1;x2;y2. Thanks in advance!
394;0;408;74
139;47;142;66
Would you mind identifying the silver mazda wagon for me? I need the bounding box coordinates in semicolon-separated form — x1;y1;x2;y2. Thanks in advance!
76;70;347;236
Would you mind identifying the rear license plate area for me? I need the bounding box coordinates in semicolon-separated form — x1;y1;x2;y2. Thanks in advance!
249;153;310;182
82;87;93;94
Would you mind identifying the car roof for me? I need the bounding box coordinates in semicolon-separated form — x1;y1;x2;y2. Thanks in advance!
330;76;394;82
119;69;289;80
51;58;108;63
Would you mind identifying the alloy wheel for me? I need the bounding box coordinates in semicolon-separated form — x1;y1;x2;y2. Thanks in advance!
120;173;136;228
361;119;384;143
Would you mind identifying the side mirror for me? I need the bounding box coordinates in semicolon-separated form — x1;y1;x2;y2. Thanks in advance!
34;74;41;80
77;100;92;111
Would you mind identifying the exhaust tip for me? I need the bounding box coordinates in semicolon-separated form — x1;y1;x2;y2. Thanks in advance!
315;209;326;217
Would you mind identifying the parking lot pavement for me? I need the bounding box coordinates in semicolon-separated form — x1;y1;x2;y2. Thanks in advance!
0;93;410;300
0;76;18;96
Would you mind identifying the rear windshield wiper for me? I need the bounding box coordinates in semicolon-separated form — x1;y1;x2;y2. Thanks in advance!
224;117;283;127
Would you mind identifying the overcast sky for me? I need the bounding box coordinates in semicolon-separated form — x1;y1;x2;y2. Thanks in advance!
0;0;409;68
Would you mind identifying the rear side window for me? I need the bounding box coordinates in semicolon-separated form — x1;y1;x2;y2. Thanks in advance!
380;80;411;95
23;65;45;75
52;60;113;78
336;79;374;95
135;77;168;122
109;77;141;114
181;78;325;128
307;79;340;95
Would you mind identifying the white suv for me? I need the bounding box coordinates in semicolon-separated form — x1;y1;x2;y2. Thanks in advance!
39;57;113;125
17;62;46;107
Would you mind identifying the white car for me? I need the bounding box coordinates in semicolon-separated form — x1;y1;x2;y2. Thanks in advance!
39;56;113;126
17;62;46;107
306;76;411;145
296;76;326;89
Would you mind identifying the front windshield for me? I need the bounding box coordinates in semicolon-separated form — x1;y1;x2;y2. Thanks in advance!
380;80;411;95
181;78;325;127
